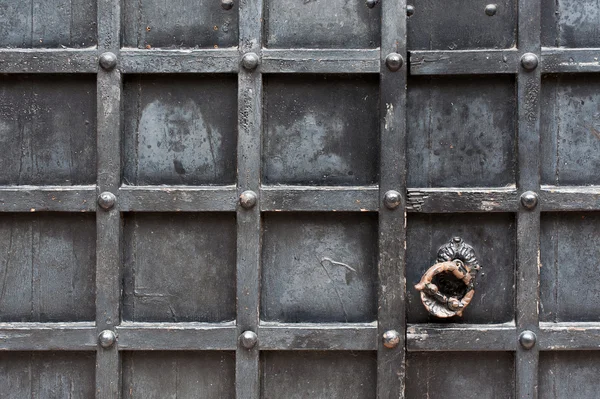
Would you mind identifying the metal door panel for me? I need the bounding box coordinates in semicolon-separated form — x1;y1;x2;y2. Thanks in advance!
539;352;600;399
541;0;600;48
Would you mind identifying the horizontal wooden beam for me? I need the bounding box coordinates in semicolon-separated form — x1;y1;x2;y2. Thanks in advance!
410;49;519;75
0;49;98;73
542;48;600;74
539;322;600;351
258;322;378;350
119;48;239;73
407;323;517;351
0;322;96;351
260;186;379;212
261;49;380;74
0;186;96;212
540;185;600;212
116;322;237;351
407;187;518;213
118;185;238;212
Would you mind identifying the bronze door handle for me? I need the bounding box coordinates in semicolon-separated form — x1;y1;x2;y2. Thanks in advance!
415;237;481;318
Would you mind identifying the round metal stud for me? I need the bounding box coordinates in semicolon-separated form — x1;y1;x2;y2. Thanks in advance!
240;331;258;349
519;330;537;350
383;190;402;210
240;190;258;209
242;52;259;70
520;191;538;210
221;0;234;10
383;330;400;349
98;330;116;348
521;53;539;71
485;4;497;16
385;53;404;72
99;52;117;71
407;5;415;16
366;0;380;9
98;192;116;210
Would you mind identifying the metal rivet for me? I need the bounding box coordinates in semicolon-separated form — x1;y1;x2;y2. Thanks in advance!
519;330;537;350
242;52;259;70
98;192;116;210
366;0;380;9
240;331;258;349
98;330;116;348
221;0;234;10
383;190;402;210
485;4;497;16
383;330;400;349
385;53;404;72
99;52;117;71
520;191;538;210
521;53;539;70
407;5;415;16
240;190;257;209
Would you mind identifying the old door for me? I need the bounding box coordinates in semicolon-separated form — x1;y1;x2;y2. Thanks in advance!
0;0;599;398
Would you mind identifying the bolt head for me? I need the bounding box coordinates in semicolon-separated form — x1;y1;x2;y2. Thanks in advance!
240;331;258;349
383;190;402;210
519;330;537;350
520;191;538;210
98;192;116;210
485;4;497;16
240;190;258;209
521;53;539;71
221;0;234;10
98;330;116;348
242;52;259;70
385;53;404;72
366;0;379;8
383;330;400;349
99;52;117;71
407;5;415;16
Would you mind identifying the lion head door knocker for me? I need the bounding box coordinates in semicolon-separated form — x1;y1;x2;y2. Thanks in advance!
414;237;481;318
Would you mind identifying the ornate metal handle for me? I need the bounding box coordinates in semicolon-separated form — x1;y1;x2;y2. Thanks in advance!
414;237;481;318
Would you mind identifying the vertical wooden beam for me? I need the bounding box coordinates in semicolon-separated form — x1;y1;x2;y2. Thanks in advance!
377;0;407;398
516;0;542;397
96;0;122;398
236;0;263;398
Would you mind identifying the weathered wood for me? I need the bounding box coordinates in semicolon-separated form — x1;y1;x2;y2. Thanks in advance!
540;186;600;211
117;323;237;350
261;186;378;212
0;322;96;351
0;186;96;212
261;49;380;74
410;49;519;75
540;351;600;399
542;48;600;73
540;323;600;350
407;187;518;212
0;49;97;73
118;185;237;212
407;323;517;351
120;48;238;73
259;322;377;351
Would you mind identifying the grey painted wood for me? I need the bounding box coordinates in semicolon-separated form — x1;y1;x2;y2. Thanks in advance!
261;186;379;212
541;186;600;211
540;213;600;322
123;213;236;322
122;0;238;49
407;323;517;351
264;0;380;49
541;0;600;48
0;74;96;185
406;214;516;324
0;322;96;351
407;187;519;213
0;0;96;48
118;185;237;212
539;352;600;399
123;74;237;186
410;49;519;75
542;48;600;73
0;186;96;212
0;213;95;322
122;351;236;398
0;49;97;73
0;352;95;398
261;49;380;74
407;75;516;187
406;352;515;399
541;74;600;186
261;351;377;399
263;74;379;186
540;322;600;350
407;0;516;50
262;213;378;323
120;48;239;73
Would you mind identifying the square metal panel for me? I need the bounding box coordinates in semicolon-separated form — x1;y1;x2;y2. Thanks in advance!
541;0;600;48
540;352;600;399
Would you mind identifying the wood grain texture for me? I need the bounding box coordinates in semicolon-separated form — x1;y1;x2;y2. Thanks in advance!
0;213;96;322
259;322;377;350
540;352;600;399
0;75;96;185
407;323;516;351
0;352;95;398
123;75;237;186
122;351;235;398
263;74;379;186
261;351;377;399
407;76;516;188
123;213;236;322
